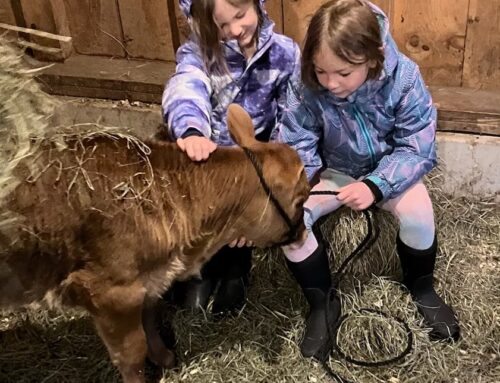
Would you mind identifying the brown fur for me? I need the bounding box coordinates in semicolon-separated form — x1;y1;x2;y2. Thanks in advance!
0;105;309;383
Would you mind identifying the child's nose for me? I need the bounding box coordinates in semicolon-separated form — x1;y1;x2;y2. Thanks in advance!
327;75;340;90
227;23;243;39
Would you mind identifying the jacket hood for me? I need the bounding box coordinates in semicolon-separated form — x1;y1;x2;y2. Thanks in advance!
179;0;267;18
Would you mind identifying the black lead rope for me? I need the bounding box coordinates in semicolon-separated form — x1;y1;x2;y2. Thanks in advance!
309;190;414;383
241;147;413;381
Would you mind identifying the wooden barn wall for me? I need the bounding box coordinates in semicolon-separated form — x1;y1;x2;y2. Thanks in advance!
2;0;500;90
280;0;499;90
0;0;16;26
462;0;500;90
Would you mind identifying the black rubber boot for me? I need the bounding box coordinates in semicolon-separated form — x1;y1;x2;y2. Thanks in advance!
397;235;460;341
172;277;215;311
211;246;252;315
286;243;341;361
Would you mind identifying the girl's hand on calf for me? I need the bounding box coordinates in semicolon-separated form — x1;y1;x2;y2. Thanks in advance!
176;136;216;161
336;182;375;211
229;237;253;248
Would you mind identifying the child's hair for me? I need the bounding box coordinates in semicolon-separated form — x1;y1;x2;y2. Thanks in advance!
190;0;263;74
302;0;384;91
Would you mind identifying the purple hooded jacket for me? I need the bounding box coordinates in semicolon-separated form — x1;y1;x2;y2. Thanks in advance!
278;2;437;201
162;0;301;145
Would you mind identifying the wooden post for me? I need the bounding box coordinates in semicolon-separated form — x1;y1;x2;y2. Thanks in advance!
48;0;72;59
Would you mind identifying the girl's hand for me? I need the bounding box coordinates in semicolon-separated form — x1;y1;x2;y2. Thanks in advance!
336;182;375;211
229;237;253;248
176;136;216;161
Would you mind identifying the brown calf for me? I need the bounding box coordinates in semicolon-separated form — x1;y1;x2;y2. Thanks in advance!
0;104;309;383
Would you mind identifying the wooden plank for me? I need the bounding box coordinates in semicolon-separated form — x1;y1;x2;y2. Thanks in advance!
19;0;61;60
391;0;469;87
34;56;500;137
48;0;72;59
264;0;283;34
462;0;500;91
63;0;125;57
431;86;500;136
117;0;175;61
283;0;329;45
37;54;175;103
0;0;16;26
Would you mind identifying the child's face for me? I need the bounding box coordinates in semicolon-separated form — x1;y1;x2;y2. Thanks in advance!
213;0;258;50
313;43;375;99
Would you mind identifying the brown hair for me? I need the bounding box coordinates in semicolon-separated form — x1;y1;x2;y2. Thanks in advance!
189;0;263;74
301;0;384;91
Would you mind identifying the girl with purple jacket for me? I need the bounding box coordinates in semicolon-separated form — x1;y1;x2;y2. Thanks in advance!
162;0;300;315
279;0;460;360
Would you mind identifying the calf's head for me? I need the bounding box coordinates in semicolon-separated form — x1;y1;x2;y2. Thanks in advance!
226;104;310;247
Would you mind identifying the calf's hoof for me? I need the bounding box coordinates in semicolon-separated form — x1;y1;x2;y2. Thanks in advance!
147;347;176;369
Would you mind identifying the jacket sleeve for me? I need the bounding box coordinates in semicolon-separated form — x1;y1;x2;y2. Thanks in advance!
277;83;323;181
365;67;437;200
270;42;302;141
161;40;213;139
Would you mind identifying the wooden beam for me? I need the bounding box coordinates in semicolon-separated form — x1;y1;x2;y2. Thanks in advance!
37;54;175;103
48;0;72;58
0;22;71;41
35;56;500;137
430;86;500;136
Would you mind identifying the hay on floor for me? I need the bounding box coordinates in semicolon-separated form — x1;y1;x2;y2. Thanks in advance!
1;181;498;383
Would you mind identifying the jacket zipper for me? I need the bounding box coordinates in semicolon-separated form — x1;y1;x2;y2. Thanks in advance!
351;105;376;167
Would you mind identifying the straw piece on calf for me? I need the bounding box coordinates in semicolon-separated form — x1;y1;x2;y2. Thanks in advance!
0;104;310;383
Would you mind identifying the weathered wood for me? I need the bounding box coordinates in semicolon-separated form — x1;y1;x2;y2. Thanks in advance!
117;0;175;61
35;55;500;137
431;86;500;136
264;0;283;34
19;0;62;60
63;0;125;57
0;22;71;42
38;54;175;103
391;0;469;87
283;0;328;44
48;0;72;58
0;0;16;27
462;0;500;90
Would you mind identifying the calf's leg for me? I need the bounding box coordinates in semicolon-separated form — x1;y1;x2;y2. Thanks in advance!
86;281;149;383
142;301;176;369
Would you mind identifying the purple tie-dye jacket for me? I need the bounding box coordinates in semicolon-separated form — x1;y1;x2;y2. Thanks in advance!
162;0;301;146
278;2;437;201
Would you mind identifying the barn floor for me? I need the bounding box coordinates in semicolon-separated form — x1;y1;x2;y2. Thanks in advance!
0;174;498;383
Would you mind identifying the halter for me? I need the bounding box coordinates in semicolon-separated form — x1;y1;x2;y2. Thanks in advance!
242;147;302;246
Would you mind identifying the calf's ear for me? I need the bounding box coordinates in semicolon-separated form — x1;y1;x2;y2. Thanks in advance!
227;103;256;147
